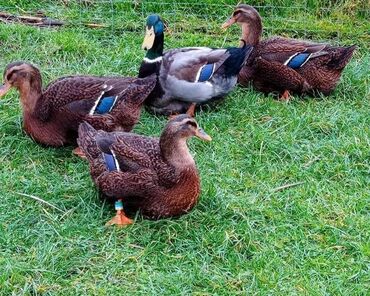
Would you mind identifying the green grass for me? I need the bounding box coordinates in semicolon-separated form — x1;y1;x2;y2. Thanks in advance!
0;1;369;295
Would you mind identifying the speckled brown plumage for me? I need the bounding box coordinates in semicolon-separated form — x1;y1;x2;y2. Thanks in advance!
77;115;211;220
0;62;156;147
223;4;356;97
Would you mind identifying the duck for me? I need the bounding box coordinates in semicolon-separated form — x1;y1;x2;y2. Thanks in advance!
138;14;253;115
0;61;157;156
77;114;211;226
222;4;356;100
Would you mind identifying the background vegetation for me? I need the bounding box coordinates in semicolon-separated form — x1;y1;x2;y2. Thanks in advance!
0;0;369;295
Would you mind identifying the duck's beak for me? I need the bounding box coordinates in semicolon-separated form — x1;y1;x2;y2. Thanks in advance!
142;26;155;50
195;128;212;142
0;82;11;97
221;17;236;29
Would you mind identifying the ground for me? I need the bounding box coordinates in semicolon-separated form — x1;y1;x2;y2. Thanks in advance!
0;1;369;295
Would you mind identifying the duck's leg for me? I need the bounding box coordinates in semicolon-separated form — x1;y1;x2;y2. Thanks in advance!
168;102;197;120
279;90;291;101
72;147;87;159
105;199;133;227
186;103;197;117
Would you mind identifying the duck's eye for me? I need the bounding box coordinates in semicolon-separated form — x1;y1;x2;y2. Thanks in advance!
6;69;18;81
185;120;197;128
233;10;241;17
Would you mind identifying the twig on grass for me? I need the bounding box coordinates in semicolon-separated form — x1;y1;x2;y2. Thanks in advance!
0;11;64;27
0;11;107;29
85;23;108;28
271;181;305;192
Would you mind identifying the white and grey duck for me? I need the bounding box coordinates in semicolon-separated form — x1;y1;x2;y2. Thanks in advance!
138;14;253;115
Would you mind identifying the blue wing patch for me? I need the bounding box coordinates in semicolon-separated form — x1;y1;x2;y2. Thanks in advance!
197;63;215;82
95;96;118;114
286;53;311;69
103;152;118;172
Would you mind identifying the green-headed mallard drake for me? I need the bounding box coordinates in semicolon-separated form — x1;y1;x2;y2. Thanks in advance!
77;114;211;226
138;14;253;115
222;4;356;100
0;62;156;155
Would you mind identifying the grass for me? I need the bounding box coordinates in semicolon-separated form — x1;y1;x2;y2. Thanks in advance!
0;0;369;295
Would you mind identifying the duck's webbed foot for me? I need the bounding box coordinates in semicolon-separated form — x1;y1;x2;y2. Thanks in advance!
73;147;87;159
106;199;133;227
279;90;291;101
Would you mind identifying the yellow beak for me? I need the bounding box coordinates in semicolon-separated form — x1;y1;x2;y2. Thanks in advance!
221;17;236;29
195;128;212;142
142;26;155;50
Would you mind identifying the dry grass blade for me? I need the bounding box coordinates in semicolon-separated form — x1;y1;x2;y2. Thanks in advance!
271;181;305;192
13;192;66;213
0;11;64;26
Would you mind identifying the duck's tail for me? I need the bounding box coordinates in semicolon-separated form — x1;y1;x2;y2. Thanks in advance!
115;74;158;131
124;74;157;106
327;45;356;70
223;43;253;76
77;122;101;161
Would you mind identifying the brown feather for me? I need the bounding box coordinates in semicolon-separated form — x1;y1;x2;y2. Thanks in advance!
2;62;157;147
228;5;356;96
78;115;205;219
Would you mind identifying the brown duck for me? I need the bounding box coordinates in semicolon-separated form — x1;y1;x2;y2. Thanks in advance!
222;4;356;99
77;114;211;226
0;61;156;155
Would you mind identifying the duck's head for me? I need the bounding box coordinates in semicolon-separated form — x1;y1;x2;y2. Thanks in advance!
142;14;164;51
0;61;41;97
222;4;262;45
222;4;261;29
160;114;211;165
165;114;212;142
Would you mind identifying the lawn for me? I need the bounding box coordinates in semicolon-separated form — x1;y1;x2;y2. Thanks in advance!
0;0;369;295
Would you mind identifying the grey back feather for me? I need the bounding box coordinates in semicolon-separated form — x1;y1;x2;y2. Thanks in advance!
158;47;237;103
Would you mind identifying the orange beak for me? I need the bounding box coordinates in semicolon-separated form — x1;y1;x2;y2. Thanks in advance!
195;128;212;142
0;82;11;97
221;17;236;29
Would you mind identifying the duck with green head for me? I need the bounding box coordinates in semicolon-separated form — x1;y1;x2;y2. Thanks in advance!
139;14;253;115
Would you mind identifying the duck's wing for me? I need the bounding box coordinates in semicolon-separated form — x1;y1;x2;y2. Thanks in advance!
159;47;229;103
78;122;180;199
257;37;328;69
253;57;309;93
37;75;156;122
101;132;180;187
160;46;252;103
162;47;230;82
98;75;156;131
92;132;154;172
78;122;157;198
